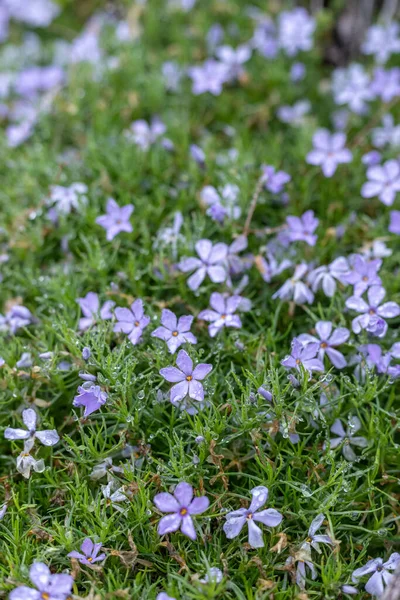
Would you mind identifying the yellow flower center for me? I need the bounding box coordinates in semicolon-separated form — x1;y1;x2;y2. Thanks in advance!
180;507;188;516
186;375;193;381
172;331;178;337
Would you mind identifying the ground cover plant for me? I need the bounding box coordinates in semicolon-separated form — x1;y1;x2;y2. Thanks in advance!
0;0;400;598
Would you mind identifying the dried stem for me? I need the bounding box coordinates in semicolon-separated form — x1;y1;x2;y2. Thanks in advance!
243;173;265;236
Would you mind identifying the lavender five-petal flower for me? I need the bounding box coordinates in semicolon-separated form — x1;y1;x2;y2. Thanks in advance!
223;486;283;548
272;263;314;305
9;562;74;600
297;321;350;369
152;309;197;353
178;239;228;290
307;256;350;297
389;210;400;235
281;339;324;374
286;210;319;246
198;293;242;337
301;514;333;553
324;417;368;461
160;350;212;404
73;384;108;417
114;299;150;345
261;165;291;194
77;292;115;331
352;553;400;597
154;481;209;540
306;129;352;177
361;159;400;206
96;198;134;241
5;408;59;446
344;255;382;296
346;286;400;337
68;538;106;566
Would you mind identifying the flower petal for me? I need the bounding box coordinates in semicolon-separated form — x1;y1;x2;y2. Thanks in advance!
154;493;180;513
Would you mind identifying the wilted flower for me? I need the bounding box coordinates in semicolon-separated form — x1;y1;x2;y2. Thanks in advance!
16;439;45;478
90;457;123;481
95;198;134;241
9;562;73;600
73;384;108;417
198;293;242;337
68;538;106;566
286;210;319;246
178;239;228;290
114;299;150;345
306;129;352;177
200;567;223;583
324;417;368;461
272;264;314;304
300;514;333;553
361;159;400;206
346;286;400;337
298;321;350;369
160;349;212;404
352;553;400;597
154;211;184;258
77;292;115;331
152;309;197;353
223;486;282;548
101;482;127;512
5;408;59;446
281;338;324;374
256;252;291;283
154;481;209;540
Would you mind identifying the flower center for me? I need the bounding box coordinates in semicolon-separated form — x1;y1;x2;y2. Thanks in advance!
306;536;312;543
320;342;328;348
42;594;50;600
172;331;178;337
246;512;253;520
134;321;140;327
180;507;188;516
369;309;376;315
362;276;368;282
87;557;93;562
221;314;227;319
377;566;383;572
295;359;301;365
186;375;193;381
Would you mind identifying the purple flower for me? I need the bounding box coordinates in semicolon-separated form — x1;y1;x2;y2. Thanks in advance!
298;321;350;369
258;386;272;402
73;384;108;417
188;59;228;95
332;64;373;115
342;585;359;595
198;293;242;337
68;538;106;566
344;255;382;296
178;239;228;291
346;286;400;337
5;408;59;446
361;159;400;206
200;184;241;223
153;481;209;540
215;44;251;81
324;417;368;461
286;210;319;246
389;210;400;235
157;594;176;600
2;305;34;334
352;553;400;597
306;129;352;177
114;299;150;345
252;18;278;59
256;252;291;283
281;338;324;374
126;117;166;150
95;198;134;241
77;292;115;331
277;100;310;126
101;482;127;512
290;62;306;82
307;257;350;297
261;165;291;194
300;514;333;554
16;439;45;478
9;562;73;600
370;67;400;103
190;144;205;167
362;23;400;64
362;150;382;166
272;264;314;304
371;114;400;149
160;349;212;404
48;183;88;216
277;8;315;57
223;486;283;548
152;309;197;353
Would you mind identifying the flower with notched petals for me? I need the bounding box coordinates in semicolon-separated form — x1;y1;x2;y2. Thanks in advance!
306;129;352;177
114;299;150;345
154;481;209;540
281;339;324;374
9;562;74;600
68;538;106;566
152;309;197;353
346;286;400;337
298;321;350;369
160;350;212;404
352;553;400;597
198;293;242;337
178;239;228;291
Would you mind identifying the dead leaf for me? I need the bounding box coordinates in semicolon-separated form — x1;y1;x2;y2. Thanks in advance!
270;533;288;554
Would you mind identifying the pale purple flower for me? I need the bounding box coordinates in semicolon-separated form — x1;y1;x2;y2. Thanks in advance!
277;8;315;56
307;257;350;297
206;23;224;52
200;567;223;583
362;23;400;64
16;352;32;368
215;44;251;81
96;198;134;241
126;118;166;150
332;64;373;115
16;439;45;478
6;120;35;147
5;408;59;446
198;293;242;337
82;347;91;360
90;457;124;481
298;321;350;369
223;486;282;548
346;286;400;337
188;59;228;95
113;299;150;345
178;239;228;291
257;252;291;283
200;184;241;223
69;30;102;64
342;584;359;595
344;255;382;296
14;66;64;99
189;144;205;167
306;129;352;177
281;339;324;374
77;292;115;330
162;61;183;92
9;562;73;600
277;100;310;125
48;183;88;215
160;349;212;404
101;482;127;512
361;159;400;206
324;417;368;461
290;62;306;82
261;165;291;194
154;481;209;540
389;210;400;234
286;552;317;590
252;18;278;59
272;264;314;305
258;386;272;402
361;240;392;260
372;114;400;149
154;211;184;258
370;67;400;103
352;553;400;597
73;384;108;417
3;305;34;334
0;503;7;520
286;210;319;246
300;514;333;554
68;538;106;566
152;309;197;353
157;594;176;600
362;150;382;166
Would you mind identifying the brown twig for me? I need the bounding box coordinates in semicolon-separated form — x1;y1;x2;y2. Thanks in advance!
243;173;265;236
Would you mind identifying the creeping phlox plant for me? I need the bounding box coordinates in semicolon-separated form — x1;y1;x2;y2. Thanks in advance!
0;1;399;599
